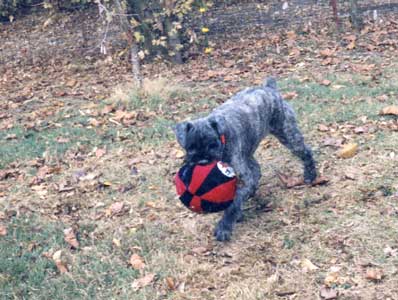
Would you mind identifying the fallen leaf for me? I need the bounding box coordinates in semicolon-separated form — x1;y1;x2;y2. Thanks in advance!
52;250;68;274
113;238;121;248
89;118;102;127
324;273;339;287
192;246;208;255
95;148;106;158
276;172;304;188
132;273;155;291
347;40;356;50
321;79;331;86
63;228;79;249
365;268;384;281
323;137;344;148
282;91;298;100
101;105;114;115
165;277;176;290
320;48;334;57
301;258;319;271
318;124;330;132
354;126;367;134
337;143;358;159
0;225;7;236
175;150;185;159
130;254;145;270
320;286;338;299
106;202;125;217
66;79;77;87
380;106;398;116
311;176;330;186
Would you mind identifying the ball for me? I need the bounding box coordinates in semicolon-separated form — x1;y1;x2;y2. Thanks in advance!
174;161;237;213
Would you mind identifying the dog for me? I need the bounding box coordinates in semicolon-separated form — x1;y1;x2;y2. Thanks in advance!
174;78;317;241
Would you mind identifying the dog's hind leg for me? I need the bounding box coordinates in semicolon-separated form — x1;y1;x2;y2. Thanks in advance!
248;157;261;197
271;104;317;183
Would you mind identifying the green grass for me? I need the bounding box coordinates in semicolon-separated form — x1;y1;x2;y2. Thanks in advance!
279;75;398;129
0;216;179;300
0;124;104;168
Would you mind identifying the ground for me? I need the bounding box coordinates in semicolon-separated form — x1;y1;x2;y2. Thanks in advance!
1;4;398;300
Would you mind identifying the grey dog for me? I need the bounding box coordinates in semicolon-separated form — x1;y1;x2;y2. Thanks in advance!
174;78;317;241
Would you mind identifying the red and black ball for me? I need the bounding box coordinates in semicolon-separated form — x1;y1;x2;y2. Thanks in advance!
174;161;237;213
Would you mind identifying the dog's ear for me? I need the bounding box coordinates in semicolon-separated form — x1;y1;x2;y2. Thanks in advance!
174;121;193;148
209;115;226;136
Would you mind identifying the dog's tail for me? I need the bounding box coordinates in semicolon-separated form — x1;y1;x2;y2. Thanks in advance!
263;77;277;90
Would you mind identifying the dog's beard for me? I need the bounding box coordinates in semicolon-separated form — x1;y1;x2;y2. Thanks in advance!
184;130;223;166
175;116;225;166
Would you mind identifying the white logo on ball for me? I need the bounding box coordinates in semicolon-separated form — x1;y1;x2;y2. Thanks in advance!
217;162;235;178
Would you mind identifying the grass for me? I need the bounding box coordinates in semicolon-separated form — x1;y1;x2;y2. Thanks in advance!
2;68;398;299
0;215;182;300
280;74;398;128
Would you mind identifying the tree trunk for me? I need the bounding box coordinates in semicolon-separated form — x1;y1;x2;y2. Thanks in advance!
349;0;363;30
164;17;183;64
114;0;142;87
329;0;340;28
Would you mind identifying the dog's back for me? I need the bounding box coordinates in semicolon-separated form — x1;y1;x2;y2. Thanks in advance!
211;78;285;149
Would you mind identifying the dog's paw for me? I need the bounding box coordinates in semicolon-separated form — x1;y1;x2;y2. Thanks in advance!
304;168;317;184
214;221;232;242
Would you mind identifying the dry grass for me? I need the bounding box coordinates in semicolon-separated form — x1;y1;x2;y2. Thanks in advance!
1;67;398;299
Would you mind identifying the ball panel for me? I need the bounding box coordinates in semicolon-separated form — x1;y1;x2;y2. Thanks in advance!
195;163;235;196
188;162;216;194
179;191;193;208
178;164;194;188
189;195;203;213
201;199;233;213
200;178;237;203
174;173;186;196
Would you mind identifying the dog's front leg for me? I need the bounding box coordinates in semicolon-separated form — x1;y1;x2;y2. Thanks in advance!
214;161;255;241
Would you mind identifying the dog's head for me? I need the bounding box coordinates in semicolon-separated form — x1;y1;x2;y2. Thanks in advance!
174;115;226;165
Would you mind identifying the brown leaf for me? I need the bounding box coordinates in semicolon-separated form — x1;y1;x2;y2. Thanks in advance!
175;149;185;159
337;143;358;159
63;228;79;249
52;250;68;274
354;126;368;134
0;225;7;236
321;80;331;86
106;202;125;217
191;246;208;255
276;172;304;188
95;148;106;158
318;124;330;132
320;287;338;299
165;277;176;290
130;254;145;270
323;137;344;148
0;169;19;180
301;258;319;272
89;118;102;127
66;79;77;88
347;40;356;50
101;105;114;115
365;268;384;281
320;48;335;57
380;106;398;116
311;176;329;186
282;91;298;100
132;273;156;291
